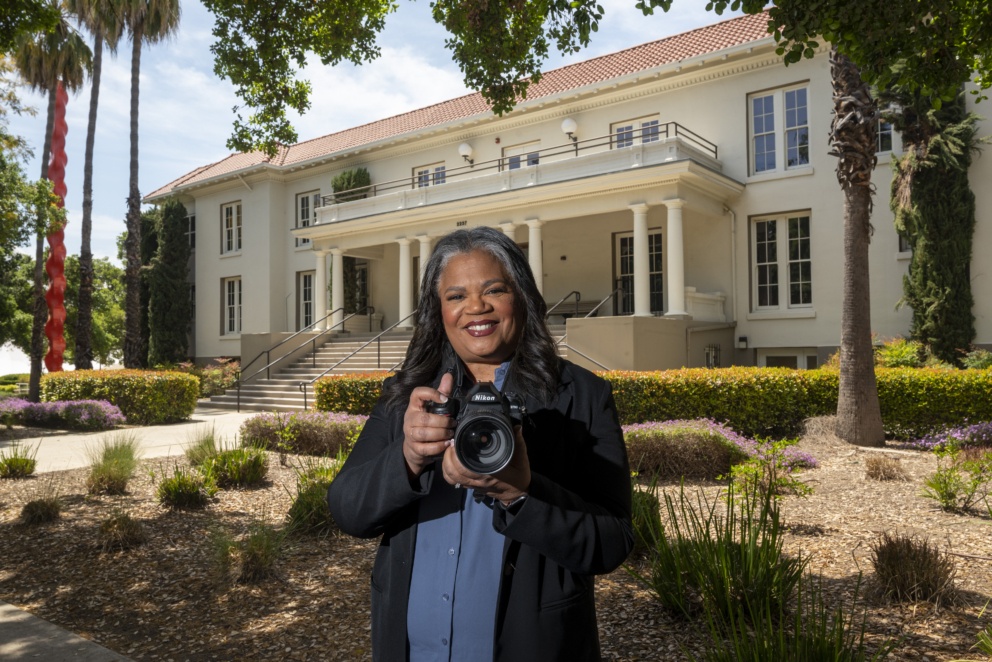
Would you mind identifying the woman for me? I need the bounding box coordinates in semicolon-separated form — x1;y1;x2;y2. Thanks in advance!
328;227;633;661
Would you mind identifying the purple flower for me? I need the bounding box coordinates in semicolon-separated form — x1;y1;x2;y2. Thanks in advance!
904;421;992;452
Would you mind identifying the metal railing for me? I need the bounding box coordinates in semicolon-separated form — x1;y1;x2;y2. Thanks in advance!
235;306;375;411
545;291;582;320
319;122;718;206
554;284;624;347
300;310;418;409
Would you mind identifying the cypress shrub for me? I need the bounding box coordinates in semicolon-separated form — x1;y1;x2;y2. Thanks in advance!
148;199;192;365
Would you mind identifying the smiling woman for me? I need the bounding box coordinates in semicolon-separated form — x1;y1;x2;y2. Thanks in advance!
328;226;634;662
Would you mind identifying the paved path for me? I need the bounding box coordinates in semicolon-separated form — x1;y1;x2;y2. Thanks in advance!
0;404;259;660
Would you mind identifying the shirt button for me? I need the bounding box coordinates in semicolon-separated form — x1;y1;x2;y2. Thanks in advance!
448;548;455;556
441;638;448;646
442;593;450;602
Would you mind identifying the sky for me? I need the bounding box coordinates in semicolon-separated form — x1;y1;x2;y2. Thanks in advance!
2;0;742;373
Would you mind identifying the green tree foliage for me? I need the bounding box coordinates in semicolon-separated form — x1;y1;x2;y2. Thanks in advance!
64;255;124;365
0;0;60;55
889;93;982;365
147;199;190;365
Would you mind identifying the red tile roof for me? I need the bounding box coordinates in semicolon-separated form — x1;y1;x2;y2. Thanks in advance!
146;11;771;200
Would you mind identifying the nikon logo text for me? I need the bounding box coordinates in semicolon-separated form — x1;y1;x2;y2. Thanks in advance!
472;394;497;402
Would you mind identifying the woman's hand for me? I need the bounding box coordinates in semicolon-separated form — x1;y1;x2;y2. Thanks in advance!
442;425;531;506
402;372;456;478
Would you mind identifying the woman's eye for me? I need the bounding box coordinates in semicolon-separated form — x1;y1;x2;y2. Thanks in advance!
486;287;508;295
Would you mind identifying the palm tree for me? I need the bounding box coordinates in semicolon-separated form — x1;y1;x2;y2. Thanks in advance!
70;0;124;370
14;2;92;400
120;0;180;368
828;47;885;447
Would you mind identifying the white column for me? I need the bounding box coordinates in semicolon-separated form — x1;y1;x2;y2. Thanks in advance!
499;221;517;240
526;219;544;295
314;249;328;330
417;235;432;288
330;248;344;331
664;199;687;316
629;204;651;317
398;238;414;326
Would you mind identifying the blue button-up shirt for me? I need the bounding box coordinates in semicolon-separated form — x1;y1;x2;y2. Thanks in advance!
407;363;511;662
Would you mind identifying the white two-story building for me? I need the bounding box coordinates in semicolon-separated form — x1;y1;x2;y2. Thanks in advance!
146;12;992;374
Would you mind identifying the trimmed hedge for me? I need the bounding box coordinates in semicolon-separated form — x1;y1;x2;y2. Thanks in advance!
41;370;199;425
240;411;367;456
312;367;992;439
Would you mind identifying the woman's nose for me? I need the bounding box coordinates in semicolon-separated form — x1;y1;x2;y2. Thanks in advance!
465;293;491;313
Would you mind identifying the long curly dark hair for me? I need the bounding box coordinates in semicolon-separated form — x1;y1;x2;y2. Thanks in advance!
383;227;560;408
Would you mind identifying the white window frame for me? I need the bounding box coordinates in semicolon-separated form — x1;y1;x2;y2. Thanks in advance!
751;213;813;312
413;163;446;188
295;191;320;247
748;84;810;175
185;214;196;250
611;115;661;149
298;270;315;330
221;202;242;254
222;277;242;335
502;141;540;170
614;229;664;315
758;348;819;370
877;118;894;154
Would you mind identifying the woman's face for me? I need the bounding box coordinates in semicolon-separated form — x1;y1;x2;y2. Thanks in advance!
438;249;522;377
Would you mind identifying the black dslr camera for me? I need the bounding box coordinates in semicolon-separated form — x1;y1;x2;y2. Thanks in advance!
426;382;526;475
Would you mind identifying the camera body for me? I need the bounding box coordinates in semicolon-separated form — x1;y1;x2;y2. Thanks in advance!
426;382;526;475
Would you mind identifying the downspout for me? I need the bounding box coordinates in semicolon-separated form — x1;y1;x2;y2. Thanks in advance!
724;205;738;324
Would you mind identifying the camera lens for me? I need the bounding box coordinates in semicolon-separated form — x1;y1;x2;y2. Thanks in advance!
455;414;515;475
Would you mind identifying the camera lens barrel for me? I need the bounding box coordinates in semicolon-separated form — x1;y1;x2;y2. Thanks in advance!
454;412;515;475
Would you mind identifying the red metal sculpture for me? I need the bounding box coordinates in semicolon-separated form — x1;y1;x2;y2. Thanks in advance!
44;82;68;373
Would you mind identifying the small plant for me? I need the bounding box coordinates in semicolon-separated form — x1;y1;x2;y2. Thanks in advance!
726;438;815;498
864;455;909;481
962;347;992;369
184;426;219;466
286;455;343;535
99;509;147;552
869;533;957;607
212;516;285;583
920;447;992;513
157;464;217;509
86;432;140;495
0;443;38;479
875;337;925;368
21;496;61;525
203;446;268;488
630;485;663;555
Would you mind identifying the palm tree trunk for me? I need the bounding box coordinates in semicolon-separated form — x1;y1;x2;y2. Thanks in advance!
829;47;885;447
123;26;143;368
75;28;103;371
28;84;58;401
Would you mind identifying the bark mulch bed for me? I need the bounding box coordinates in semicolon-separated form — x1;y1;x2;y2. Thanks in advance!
1;420;990;660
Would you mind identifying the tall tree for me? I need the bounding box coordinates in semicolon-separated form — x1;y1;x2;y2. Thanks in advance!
13;2;91;400
0;0;60;55
120;0;179;368
70;0;123;369
889;92;982;365
147;199;190;365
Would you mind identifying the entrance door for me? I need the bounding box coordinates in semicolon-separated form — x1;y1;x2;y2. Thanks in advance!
614;230;663;314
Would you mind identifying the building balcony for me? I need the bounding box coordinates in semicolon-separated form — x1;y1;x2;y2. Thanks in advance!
314;123;722;226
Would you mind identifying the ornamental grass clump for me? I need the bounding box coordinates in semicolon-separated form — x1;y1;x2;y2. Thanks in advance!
98;509;147;552
240;411;367;457
864;455;909;481
630;487;663;555
86;432;140;495
21;496;61;525
202;446;269;489
623;419;754;480
184;426;219;467
286;454;344;535
869;533;957;607
212;516;286;584
0;443;38;479
157;464;217;509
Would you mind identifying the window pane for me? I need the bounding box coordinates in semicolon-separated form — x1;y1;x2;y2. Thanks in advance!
641;120;660;143
787;216;813;305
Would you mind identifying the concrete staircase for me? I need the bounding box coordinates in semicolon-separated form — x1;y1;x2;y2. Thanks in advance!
209;326;569;412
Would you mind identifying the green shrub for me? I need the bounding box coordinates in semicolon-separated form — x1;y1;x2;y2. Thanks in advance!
977;623;992;656
212;518;285;583
875;337;925;368
0;385;16;393
313;373;389;415
630;482;806;623
184;427;220;466
21;496;61;525
0;373;29;385
624;420;751;479
203;447;269;488
962;348;992;369
876;367;992;438
0;443;38;479
630;487;662;555
86;432;140;495
176;358;239;397
41;370;199;425
240;411;367;457
99;509;147;552
157;465;217;509
869;533;957;607
331;167;371;202
727;439;815;498
286;455;343;535
920;447;992;513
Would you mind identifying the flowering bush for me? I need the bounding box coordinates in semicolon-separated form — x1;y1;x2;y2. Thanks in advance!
905;422;992;453
0;398;125;431
41;370;197;424
240;411;367;456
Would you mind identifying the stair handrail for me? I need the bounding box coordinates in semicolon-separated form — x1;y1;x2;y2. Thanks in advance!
235;306;374;411
544;291;581;319
554;285;623;347
300;309;418;409
555;342;611;370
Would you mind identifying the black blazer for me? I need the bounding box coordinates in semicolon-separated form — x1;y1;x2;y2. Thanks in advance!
328;359;633;661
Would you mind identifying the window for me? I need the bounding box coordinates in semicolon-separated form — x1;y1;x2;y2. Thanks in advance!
223;277;242;335
615;230;663;314
354;260;369;311
752;213;812;310
185;214;196;249
295;191;319;247
413;163;446;188
611;116;661;148
748;85;810;174
221;202;242;254
877;119;893;153
502;141;540;170
760;350;818;370
298;271;314;330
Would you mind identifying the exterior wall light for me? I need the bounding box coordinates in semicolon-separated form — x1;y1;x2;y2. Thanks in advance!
737;336;748;350
561;118;579;155
458;143;474;166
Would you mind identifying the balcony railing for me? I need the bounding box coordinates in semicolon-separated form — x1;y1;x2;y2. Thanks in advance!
319;122;718;208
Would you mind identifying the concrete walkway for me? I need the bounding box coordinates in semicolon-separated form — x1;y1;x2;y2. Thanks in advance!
0;404;259;660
